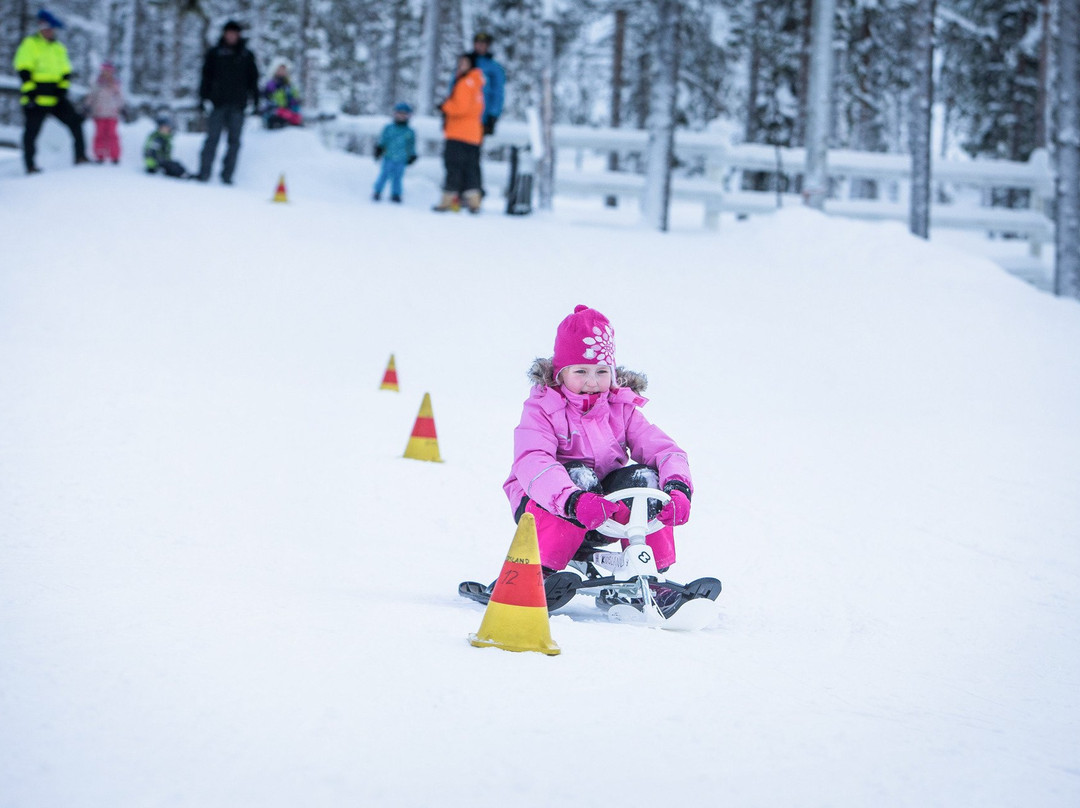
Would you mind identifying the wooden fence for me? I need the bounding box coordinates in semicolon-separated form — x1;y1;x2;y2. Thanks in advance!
321;113;1054;253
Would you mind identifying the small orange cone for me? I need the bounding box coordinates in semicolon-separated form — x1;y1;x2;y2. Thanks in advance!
403;392;442;462
469;513;560;655
272;174;288;202
379;354;399;391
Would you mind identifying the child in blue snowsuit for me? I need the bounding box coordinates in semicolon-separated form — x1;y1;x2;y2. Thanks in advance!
372;102;417;203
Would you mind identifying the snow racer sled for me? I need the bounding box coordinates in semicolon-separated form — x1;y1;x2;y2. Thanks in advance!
459;487;721;631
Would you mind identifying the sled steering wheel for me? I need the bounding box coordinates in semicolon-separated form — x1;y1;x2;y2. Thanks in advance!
596;487;670;544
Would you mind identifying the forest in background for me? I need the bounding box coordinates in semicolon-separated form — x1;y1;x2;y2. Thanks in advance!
0;0;1055;165
4;0;1078;295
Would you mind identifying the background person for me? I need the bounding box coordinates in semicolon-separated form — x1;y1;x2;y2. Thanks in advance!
372;102;417;203
262;58;302;128
469;32;505;136
143;116;192;178
83;61;124;163
12;9;88;174
197;20;259;184
434;54;485;213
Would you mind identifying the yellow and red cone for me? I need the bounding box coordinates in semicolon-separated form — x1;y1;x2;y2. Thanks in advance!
469;513;561;655
272;174;288;202
403;392;442;462
379;354;399;391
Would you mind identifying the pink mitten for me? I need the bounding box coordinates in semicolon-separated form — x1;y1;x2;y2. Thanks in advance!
658;490;691;526
572;492;631;530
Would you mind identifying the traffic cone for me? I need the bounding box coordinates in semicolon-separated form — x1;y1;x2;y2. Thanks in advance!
272;174;288;202
469;513;560;655
403;392;442;462
379;354;399;391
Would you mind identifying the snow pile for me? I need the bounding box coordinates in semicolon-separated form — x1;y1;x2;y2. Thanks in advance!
1;123;1079;807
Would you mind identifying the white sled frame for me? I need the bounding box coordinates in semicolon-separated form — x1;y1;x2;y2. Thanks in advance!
591;487;671;624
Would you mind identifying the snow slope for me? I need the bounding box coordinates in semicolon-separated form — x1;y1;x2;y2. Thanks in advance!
2;121;1079;807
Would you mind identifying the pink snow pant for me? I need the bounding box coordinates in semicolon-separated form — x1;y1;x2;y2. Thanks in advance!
93;118;120;161
525;500;676;573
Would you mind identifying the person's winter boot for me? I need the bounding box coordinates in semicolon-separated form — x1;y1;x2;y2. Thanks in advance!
463;189;482;214
391;194;402;203
432;191;459;212
372;191;381;201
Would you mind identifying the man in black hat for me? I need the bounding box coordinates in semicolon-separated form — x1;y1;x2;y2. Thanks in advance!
196;20;259;184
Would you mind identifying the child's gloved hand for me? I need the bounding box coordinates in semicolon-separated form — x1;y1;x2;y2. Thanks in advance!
570;492;630;530
658;490;691;527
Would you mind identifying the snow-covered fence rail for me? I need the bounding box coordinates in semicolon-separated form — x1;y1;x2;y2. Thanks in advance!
322;114;1053;248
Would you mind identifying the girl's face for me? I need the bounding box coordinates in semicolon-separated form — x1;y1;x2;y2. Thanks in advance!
560;364;612;395
457;57;472;76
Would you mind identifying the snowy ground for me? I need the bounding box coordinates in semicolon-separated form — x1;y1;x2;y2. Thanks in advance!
2;119;1079;807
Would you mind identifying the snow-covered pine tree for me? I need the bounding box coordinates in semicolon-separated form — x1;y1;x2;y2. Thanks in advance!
642;0;681;231
740;0;804;150
538;0;556;210
606;6;627;207
909;0;935;238
832;1;915;198
417;0;443;115
803;0;836;210
377;0;409;110
1055;0;1080;298
938;1;1042;164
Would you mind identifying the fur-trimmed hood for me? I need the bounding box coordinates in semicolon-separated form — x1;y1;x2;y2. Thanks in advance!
526;357;648;394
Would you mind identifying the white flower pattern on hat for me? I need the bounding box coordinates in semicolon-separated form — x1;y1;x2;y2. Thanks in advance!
582;324;615;365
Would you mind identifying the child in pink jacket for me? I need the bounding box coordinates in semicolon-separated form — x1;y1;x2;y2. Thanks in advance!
503;304;693;574
84;62;124;163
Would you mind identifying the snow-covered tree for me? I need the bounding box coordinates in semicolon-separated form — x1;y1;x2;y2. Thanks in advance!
642;0;682;230
909;0;935;238
1055;0;1080;298
417;0;443;115
938;0;1042;163
803;0;836;210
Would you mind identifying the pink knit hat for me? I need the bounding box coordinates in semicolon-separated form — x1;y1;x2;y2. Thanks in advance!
553;304;616;381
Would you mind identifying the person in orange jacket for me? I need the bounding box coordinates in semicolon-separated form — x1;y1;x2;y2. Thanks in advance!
434;53;485;213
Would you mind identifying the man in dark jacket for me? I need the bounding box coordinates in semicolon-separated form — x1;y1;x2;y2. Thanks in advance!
197;20;258;184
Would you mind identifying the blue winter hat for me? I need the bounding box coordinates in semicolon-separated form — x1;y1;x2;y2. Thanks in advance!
393;102;413;114
37;9;64;29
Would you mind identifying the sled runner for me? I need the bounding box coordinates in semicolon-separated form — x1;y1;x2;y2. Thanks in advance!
459;488;721;631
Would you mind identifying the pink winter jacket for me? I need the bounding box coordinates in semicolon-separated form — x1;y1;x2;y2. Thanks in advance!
85;81;124;119
503;359;692;518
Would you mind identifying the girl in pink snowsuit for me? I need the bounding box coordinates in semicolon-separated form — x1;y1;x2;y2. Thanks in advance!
84;62;124;163
503;304;693;573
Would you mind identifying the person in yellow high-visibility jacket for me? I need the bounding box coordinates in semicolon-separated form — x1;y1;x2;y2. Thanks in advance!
13;9;88;174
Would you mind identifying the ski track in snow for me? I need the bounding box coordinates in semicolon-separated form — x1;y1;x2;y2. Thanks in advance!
1;119;1079;807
